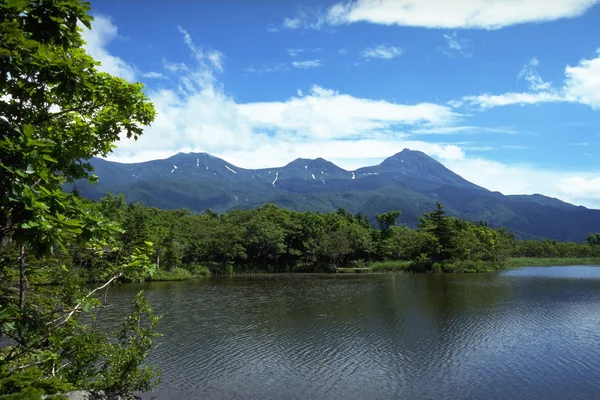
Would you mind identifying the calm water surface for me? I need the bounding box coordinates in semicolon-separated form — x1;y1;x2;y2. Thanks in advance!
104;266;600;399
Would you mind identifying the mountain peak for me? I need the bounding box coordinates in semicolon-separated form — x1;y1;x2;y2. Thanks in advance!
373;148;479;190
382;148;440;166
285;157;343;170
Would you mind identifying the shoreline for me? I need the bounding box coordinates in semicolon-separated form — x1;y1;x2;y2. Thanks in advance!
147;258;600;280
504;257;600;269
62;258;600;285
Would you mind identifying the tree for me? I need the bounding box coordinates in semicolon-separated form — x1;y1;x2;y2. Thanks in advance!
320;229;351;269
587;233;600;246
418;202;453;262
375;210;401;239
382;226;436;261
0;0;158;396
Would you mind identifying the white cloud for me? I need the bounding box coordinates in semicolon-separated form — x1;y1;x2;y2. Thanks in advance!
237;85;460;141
143;71;167;79
439;32;473;58
454;52;600;109
212;140;466;170
564;50;600;109
81;15;136;81
444;157;600;208
325;0;599;29
93;18;600;209
292;59;322;69
360;44;404;60
557;177;600;203
104;27;461;171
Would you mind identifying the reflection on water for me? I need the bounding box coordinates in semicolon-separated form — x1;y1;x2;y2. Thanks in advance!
102;267;600;400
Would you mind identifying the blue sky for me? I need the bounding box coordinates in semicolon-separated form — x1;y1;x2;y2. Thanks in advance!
84;0;600;208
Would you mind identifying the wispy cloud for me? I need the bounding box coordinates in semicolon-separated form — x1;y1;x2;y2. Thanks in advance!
162;58;188;73
463;146;494;152
411;126;519;135
143;71;168;79
451;91;565;109
360;44;404;60
245;64;290;74
439;32;473;58
517;57;552;91
276;9;328;31
287;48;321;57
282;17;302;29
176;26;224;74
292;59;322;69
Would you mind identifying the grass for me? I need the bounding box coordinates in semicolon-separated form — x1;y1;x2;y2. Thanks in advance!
506;257;600;268
147;266;211;281
369;260;412;273
368;259;500;273
336;267;375;273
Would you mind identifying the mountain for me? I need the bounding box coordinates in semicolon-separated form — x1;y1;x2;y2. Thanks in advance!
74;149;600;242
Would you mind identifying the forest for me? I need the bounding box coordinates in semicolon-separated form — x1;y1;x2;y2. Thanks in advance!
59;192;600;278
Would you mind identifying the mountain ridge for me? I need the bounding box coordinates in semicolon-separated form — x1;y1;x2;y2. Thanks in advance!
74;149;600;242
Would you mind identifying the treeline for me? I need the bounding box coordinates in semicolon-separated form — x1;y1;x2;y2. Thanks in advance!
64;193;599;277
513;237;600;259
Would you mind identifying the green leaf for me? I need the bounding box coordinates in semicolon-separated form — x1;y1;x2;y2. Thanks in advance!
23;124;35;137
5;0;28;10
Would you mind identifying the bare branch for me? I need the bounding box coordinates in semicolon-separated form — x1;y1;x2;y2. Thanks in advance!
48;273;122;328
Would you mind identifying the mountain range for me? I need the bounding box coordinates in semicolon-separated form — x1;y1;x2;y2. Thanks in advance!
75;149;600;242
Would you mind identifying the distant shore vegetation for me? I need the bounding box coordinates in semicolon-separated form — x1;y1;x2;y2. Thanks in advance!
22;193;598;281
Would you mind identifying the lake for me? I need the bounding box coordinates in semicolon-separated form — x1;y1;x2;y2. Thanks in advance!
103;266;600;400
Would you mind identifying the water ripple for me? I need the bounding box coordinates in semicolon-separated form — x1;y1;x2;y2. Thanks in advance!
100;268;600;400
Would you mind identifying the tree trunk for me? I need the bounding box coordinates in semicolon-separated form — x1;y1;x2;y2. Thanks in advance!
0;215;13;252
19;244;25;309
